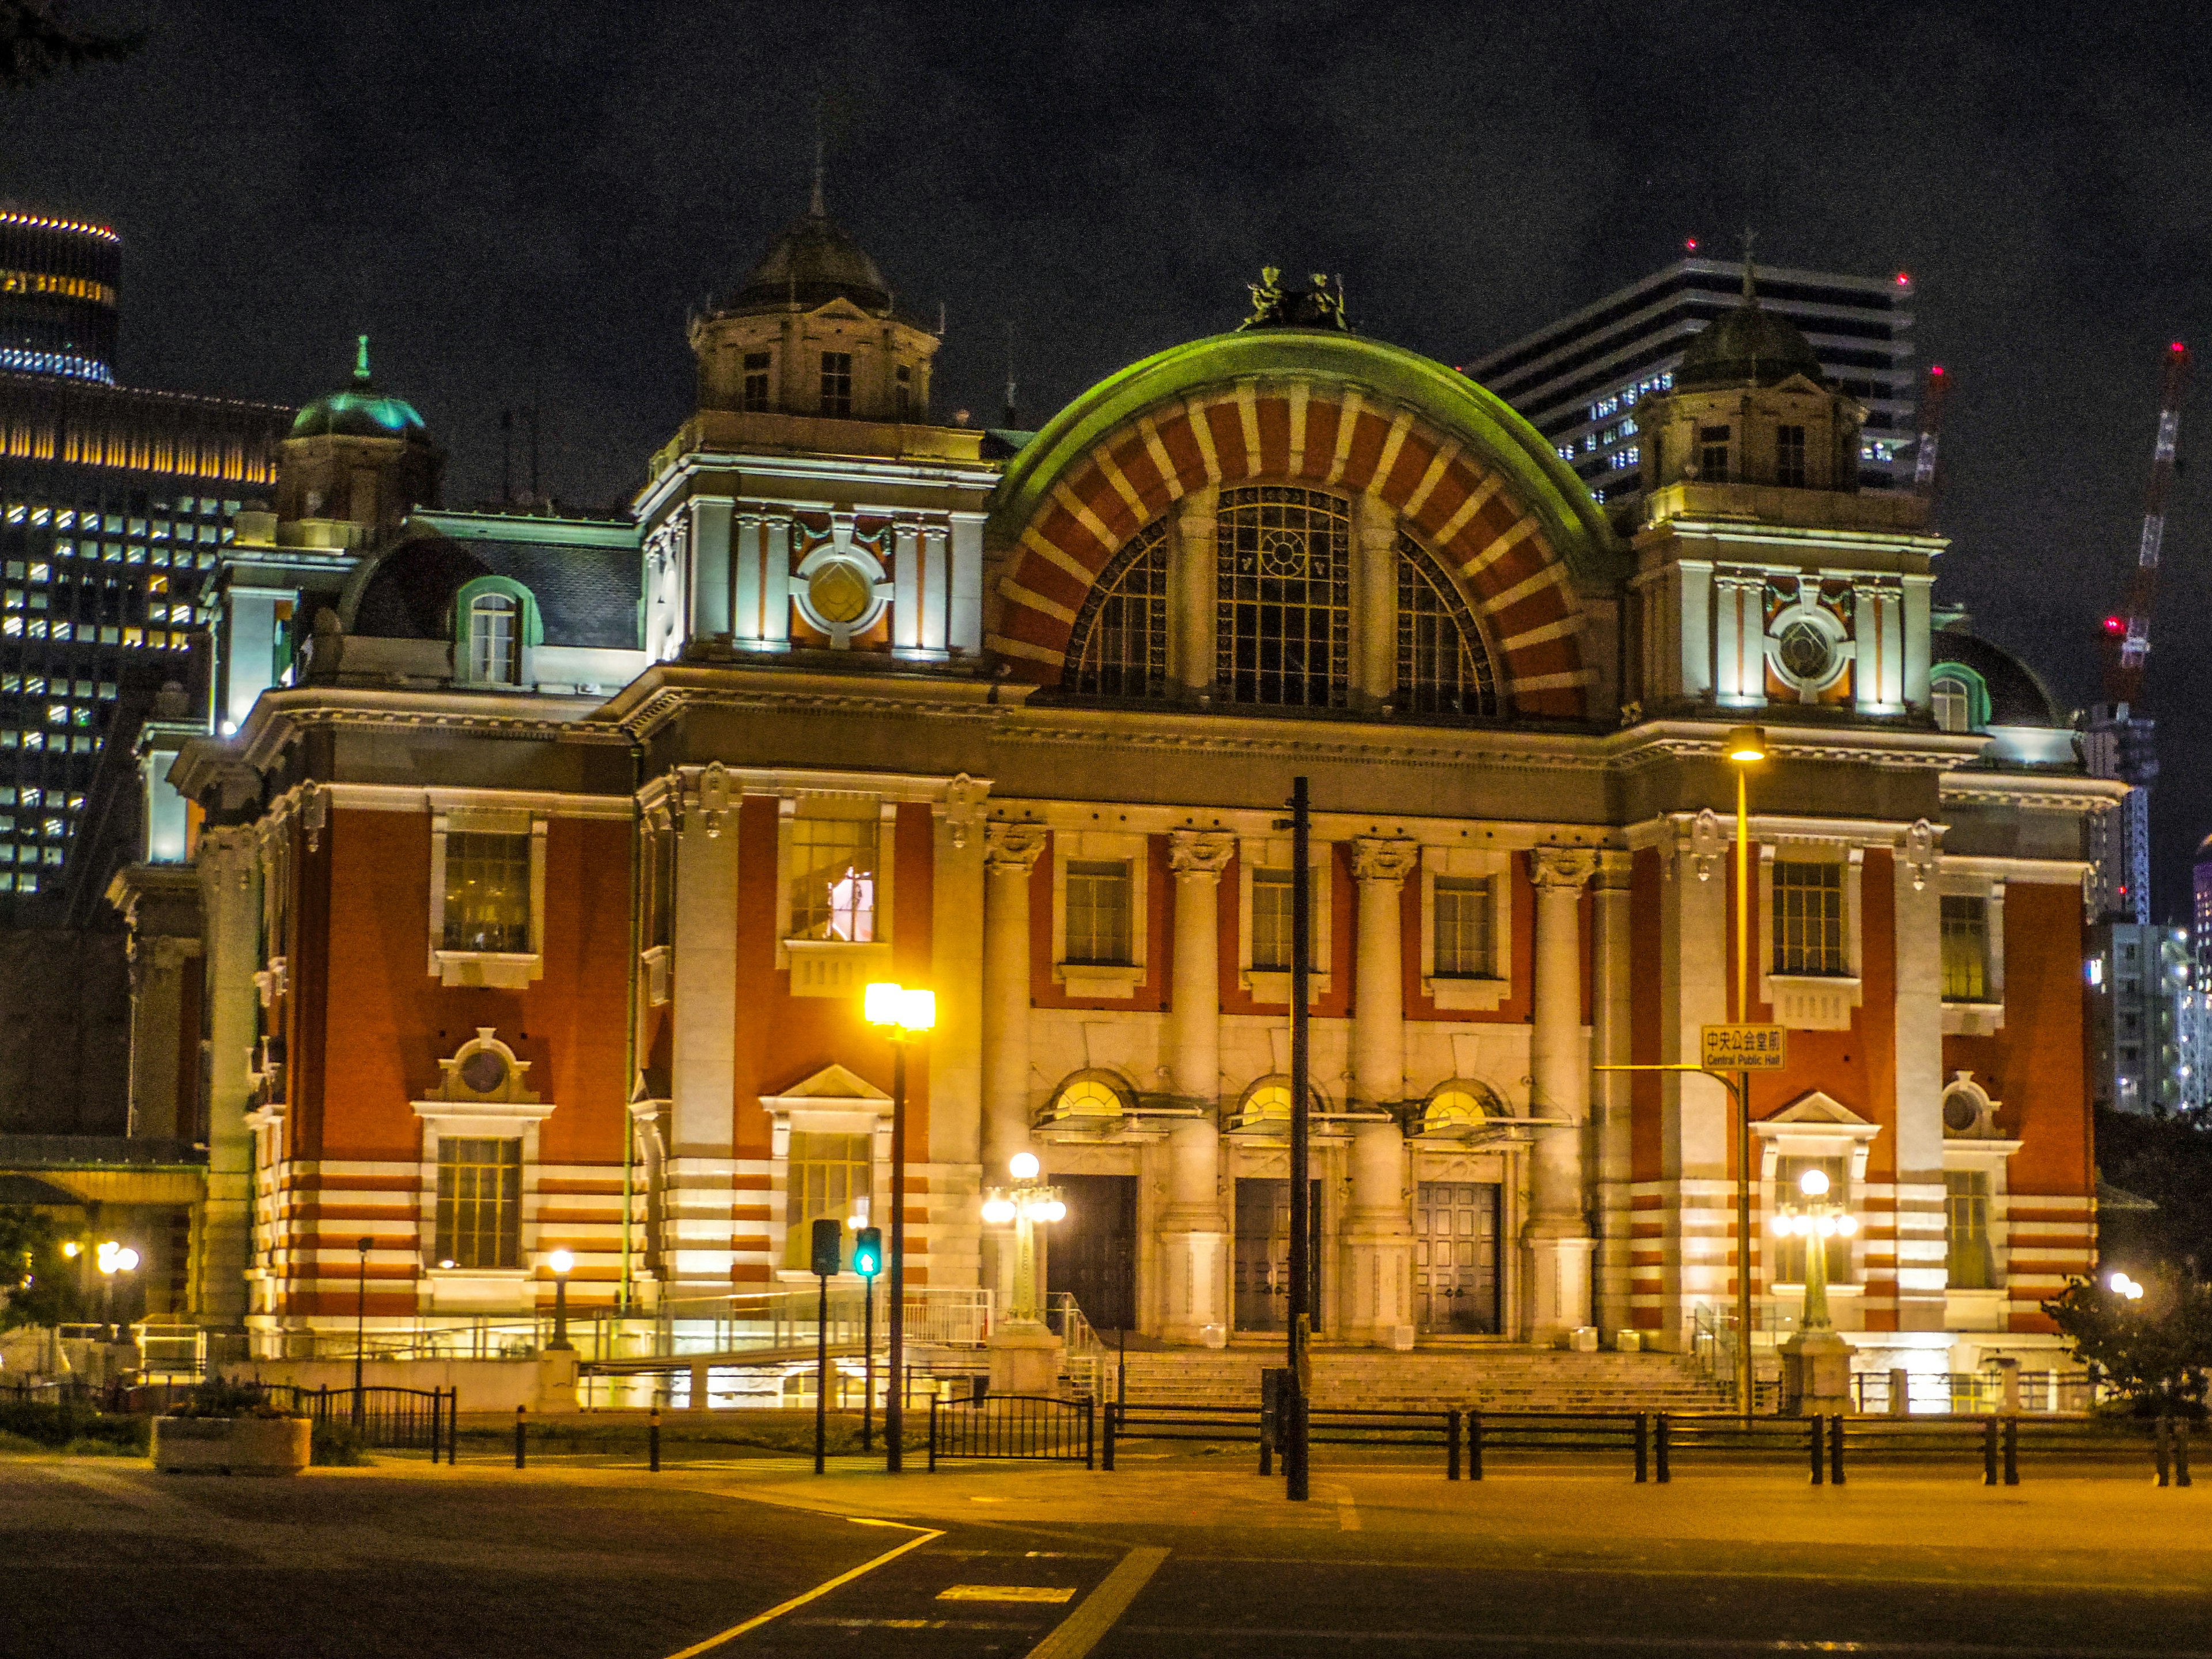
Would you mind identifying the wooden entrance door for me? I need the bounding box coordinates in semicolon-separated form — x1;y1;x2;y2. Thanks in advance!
1414;1181;1500;1334
1046;1173;1137;1332
1233;1177;1323;1334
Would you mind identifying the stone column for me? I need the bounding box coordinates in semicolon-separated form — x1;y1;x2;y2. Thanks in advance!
1349;838;1419;1108
194;828;259;1328
1350;494;1397;710
1892;831;1948;1330
1166;831;1235;1104
1341;1118;1414;1347
928;778;990;1293
732;512;763;643
1158;1113;1228;1345
760;516;792;644
1590;852;1636;1336
1523;847;1598;1343
980;824;1048;1173
1171;489;1217;696
688;498;732;643
665;765;738;1296
891;521;922;650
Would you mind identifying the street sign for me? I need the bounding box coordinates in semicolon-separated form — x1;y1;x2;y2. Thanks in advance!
1702;1024;1786;1070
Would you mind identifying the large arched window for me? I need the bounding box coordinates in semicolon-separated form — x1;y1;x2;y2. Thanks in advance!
1396;533;1498;717
1066;521;1168;698
1215;486;1349;708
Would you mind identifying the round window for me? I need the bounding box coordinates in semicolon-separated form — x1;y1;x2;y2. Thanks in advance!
807;560;873;626
459;1048;509;1094
1777;619;1834;681
1942;1092;1981;1134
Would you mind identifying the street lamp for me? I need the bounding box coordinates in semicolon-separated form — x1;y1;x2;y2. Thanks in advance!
2108;1270;2146;1301
1723;725;1767;1416
982;1153;1066;1325
353;1236;372;1422
94;1240;138;1341
547;1248;575;1352
862;980;935;1473
1774;1167;1857;1416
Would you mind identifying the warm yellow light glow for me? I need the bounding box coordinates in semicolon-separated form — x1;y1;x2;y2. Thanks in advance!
1798;1168;1830;1198
548;1248;575;1276
96;1241;139;1275
1771;1215;1791;1235
61;1241;78;1258
863;982;937;1032
1039;1199;1067;1224
1724;725;1769;765
1009;1152;1041;1181
1836;1215;1857;1236
981;1196;1017;1225
2108;1270;2145;1301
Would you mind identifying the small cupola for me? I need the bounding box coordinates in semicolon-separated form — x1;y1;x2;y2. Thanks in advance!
276;336;444;545
688;168;941;426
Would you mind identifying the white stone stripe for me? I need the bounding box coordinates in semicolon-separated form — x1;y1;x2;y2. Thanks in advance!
1051;482;1116;551
1089;448;1147;521
1371;407;1415;495
1287;381;1310;476
1400;438;1461;518
987;631;1065;667
1433;472;1503;546
1498;614;1582;653
1480;557;1568;617
1234;382;1262;476
1506;668;1596;695
1326;389;1366;486
1462;515;1541;582
1182;395;1221;482
1137;414;1182;502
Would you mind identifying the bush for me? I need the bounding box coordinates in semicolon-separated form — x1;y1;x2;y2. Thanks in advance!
2046;1264;2212;1413
311;1421;362;1466
0;1400;147;1450
165;1377;298;1421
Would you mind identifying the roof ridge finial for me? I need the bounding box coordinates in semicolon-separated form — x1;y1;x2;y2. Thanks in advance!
1740;228;1758;304
354;333;372;383
809;97;827;218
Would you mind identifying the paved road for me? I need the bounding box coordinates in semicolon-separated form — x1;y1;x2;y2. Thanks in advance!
7;1453;2212;1658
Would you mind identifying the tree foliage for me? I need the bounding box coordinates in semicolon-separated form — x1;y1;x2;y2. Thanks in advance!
2094;1105;2212;1272
2044;1263;2212;1413
0;1;142;89
0;1205;86;1330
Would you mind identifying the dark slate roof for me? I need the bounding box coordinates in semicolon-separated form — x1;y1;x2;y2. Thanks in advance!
727;205;895;315
1674;301;1828;392
352;529;642;650
1931;627;2062;726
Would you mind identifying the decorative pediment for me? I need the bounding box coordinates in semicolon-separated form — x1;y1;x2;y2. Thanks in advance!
412;1028;554;1128
760;1062;891;1113
1762;1089;1873;1128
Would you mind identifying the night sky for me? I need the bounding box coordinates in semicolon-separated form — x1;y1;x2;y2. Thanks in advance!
6;2;2209;911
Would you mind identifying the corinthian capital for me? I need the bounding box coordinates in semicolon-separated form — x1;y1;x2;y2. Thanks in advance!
1350;836;1419;886
1528;847;1601;891
984;821;1048;872
1168;830;1237;878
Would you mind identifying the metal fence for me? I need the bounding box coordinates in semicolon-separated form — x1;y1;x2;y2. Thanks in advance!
928;1393;1095;1469
1848;1369;2095;1415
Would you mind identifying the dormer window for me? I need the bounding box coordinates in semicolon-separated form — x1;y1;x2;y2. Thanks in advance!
1931;674;1972;733
894;363;912;419
1775;424;1807;487
468;593;519;684
1699;425;1731;480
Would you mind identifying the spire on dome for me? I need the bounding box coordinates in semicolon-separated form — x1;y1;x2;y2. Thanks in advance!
1741;228;1757;302
355;333;372;383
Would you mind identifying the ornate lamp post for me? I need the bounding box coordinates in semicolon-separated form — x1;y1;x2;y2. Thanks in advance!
982;1153;1066;1395
547;1248;575;1352
94;1239;138;1343
862;980;935;1473
1775;1167;1856;1416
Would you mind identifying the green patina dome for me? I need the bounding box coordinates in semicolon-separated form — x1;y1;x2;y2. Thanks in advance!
291;336;430;442
1674;298;1827;392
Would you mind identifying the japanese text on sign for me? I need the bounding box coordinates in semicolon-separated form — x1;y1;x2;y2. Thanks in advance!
1701;1024;1786;1070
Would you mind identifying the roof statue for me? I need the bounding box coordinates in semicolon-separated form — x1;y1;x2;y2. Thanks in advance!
1238;267;1349;332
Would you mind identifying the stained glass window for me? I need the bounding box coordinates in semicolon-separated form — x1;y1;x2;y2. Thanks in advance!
1215;487;1349;707
1397;534;1497;716
1066;520;1168;698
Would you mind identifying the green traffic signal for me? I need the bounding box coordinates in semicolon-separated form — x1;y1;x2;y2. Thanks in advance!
853;1225;883;1279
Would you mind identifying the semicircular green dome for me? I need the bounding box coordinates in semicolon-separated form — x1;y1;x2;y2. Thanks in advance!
292;337;431;443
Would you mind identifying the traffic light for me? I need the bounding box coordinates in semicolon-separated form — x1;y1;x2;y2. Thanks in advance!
852;1226;882;1279
809;1217;842;1278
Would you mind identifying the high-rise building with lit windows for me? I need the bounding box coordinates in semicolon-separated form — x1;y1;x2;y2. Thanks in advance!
1467;257;1918;518
0;208;290;906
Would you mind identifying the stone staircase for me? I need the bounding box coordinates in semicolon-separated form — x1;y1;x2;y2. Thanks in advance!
1109;1346;1733;1414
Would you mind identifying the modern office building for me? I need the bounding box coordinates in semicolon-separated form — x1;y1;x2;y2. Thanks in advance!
2088;922;2191;1116
0;209;290;905
108;198;2109;1392
1467;255;1918;517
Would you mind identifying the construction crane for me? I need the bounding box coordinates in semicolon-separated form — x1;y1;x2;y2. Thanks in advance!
2086;340;2192;926
1911;363;1949;499
2103;341;2193;704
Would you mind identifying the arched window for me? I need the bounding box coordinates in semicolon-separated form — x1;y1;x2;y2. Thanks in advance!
1215;486;1350;707
1066;521;1169;698
1931;673;1973;733
468;592;521;685
1396;534;1498;717
1040;1070;1135;1127
1419;1079;1506;1137
1233;1074;1327;1131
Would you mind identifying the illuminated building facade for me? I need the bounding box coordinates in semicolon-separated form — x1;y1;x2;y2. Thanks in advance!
1469;257;1918;515
0;207;121;384
119;202;2105;1387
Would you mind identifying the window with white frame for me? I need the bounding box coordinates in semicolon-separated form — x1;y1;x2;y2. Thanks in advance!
1772;860;1846;976
1945;1169;1997;1289
1065;861;1132;964
1931;675;1972;734
1941;896;1991;1002
1251;868;1294;971
1433;877;1494;978
789;816;877;942
434;1137;522;1269
468;593;520;685
784;1131;871;1270
428;813;548;988
1238;838;1331;1001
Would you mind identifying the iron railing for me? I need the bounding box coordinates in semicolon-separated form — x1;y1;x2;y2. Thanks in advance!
929;1393;1094;1469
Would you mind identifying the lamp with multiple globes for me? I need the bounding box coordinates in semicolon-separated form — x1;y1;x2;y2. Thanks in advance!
2107;1270;2146;1301
985;1152;1066;1324
94;1239;139;1342
1771;1167;1855;1332
547;1247;575;1351
861;980;935;1474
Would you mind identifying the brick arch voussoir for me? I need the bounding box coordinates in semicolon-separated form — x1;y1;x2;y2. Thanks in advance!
995;384;1591;713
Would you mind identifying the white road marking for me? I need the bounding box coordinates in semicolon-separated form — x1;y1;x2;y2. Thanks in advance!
1027;1546;1173;1659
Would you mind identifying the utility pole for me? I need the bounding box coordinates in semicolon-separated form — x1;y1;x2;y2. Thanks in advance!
1285;775;1312;1502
